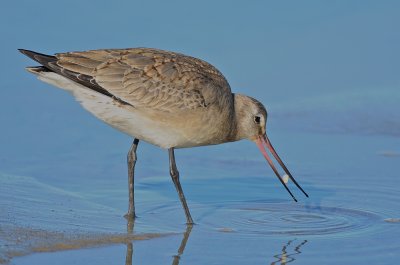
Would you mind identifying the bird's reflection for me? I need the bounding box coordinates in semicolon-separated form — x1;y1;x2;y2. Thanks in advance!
270;239;308;265
124;217;192;265
172;224;192;265
124;217;306;265
125;217;134;265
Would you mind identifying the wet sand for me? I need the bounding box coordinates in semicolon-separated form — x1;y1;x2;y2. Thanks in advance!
0;226;168;264
0;174;172;264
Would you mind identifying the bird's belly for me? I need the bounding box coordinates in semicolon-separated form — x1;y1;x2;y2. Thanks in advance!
36;72;210;148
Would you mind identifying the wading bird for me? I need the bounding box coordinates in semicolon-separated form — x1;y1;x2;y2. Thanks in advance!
19;48;308;224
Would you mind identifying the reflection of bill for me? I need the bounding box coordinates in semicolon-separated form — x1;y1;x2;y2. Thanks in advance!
270;239;308;265
125;217;192;265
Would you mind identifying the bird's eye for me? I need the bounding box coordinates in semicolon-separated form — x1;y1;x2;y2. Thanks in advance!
254;116;261;124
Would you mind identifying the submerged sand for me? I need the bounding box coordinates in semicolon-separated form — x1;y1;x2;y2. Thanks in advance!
0;226;167;264
0;174;171;264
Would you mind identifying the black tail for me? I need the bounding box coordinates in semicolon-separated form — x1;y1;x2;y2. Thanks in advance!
18;49;57;69
18;49;121;101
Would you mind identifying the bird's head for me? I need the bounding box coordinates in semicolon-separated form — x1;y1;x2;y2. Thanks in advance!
233;94;268;141
233;94;308;201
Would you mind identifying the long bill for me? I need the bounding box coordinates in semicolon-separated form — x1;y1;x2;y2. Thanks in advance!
263;134;309;198
254;135;308;202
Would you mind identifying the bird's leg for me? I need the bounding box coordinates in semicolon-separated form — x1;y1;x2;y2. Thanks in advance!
125;138;139;219
168;148;194;224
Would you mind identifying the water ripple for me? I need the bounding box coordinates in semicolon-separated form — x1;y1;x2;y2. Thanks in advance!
142;201;382;238
216;203;380;237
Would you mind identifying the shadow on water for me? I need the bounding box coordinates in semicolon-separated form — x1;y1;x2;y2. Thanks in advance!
125;217;192;265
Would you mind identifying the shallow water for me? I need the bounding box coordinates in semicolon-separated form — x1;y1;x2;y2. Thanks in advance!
1;1;400;264
1;126;399;264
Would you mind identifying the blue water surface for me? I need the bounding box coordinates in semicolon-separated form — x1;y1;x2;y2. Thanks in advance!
1;1;399;264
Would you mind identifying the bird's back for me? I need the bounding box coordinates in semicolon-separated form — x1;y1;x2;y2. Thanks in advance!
21;48;237;148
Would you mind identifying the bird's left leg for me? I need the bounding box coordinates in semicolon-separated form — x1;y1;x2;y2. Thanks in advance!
125;138;139;219
168;148;194;224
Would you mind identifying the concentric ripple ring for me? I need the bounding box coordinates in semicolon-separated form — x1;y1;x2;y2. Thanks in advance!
205;202;382;237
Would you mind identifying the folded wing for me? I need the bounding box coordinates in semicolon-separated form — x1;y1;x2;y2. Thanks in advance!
55;48;231;111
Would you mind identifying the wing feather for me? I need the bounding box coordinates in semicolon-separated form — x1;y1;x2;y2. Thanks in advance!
56;48;231;111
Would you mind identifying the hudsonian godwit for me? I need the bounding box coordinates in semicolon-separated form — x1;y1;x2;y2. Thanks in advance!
19;48;308;224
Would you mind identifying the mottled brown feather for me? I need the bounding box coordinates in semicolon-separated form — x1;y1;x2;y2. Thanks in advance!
55;48;231;111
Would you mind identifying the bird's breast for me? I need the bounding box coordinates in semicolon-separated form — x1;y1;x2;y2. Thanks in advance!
133;105;235;148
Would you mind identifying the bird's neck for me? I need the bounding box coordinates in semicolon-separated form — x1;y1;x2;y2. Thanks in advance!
229;93;248;142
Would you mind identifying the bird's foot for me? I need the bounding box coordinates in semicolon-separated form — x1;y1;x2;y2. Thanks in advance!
124;212;137;220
